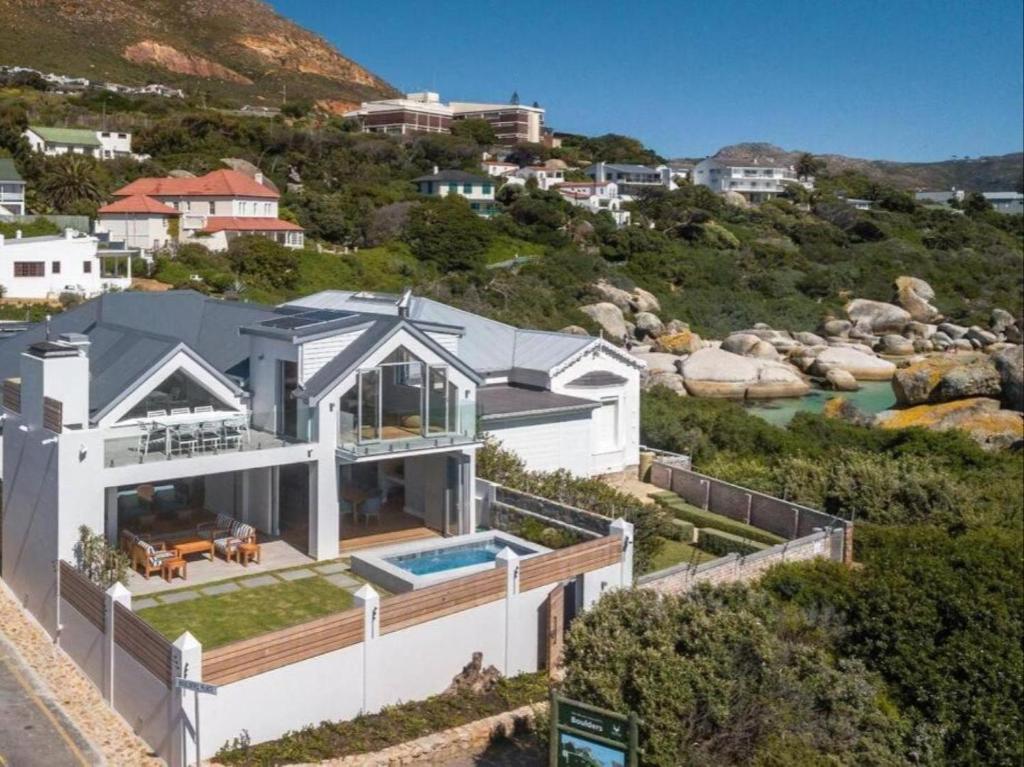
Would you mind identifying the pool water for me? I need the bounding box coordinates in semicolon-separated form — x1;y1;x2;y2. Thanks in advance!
744;381;896;427
387;539;533;576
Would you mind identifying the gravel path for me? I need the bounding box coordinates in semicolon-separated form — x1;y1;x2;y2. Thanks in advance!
0;581;162;766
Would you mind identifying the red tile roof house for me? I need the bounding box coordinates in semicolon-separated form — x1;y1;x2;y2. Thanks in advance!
96;169;304;254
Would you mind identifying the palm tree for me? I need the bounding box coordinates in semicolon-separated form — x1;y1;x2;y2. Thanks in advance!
39;154;103;211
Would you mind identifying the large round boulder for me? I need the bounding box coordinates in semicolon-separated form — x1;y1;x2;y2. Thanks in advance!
680;348;808;399
721;333;761;355
894;276;943;323
877;334;915;355
937;322;968;339
794;331;826;346
645;371;688;395
631;287;661;314
633;311;664;338
891;354;1002;406
991;308;1016;335
965;326;999;348
876;398;1023;450
825;368;860;391
820;318;852;338
631;352;682;375
654;329;703;354
845;298;912;334
559;325;589;336
750;360;812;398
992;345;1023;411
589;281;634;312
579;302;628;340
811;346;897;380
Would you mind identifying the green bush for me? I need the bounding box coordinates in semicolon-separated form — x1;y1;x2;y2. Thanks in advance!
697;527;769;557
656;497;785;546
667;518;695;542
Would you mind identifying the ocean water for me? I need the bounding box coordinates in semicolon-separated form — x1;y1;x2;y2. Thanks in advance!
744;381;897;427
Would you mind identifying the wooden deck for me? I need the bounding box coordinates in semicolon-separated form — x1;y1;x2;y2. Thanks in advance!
340;510;440;553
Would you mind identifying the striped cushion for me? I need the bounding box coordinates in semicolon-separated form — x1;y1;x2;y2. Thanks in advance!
213;536;241;554
140;541;173;567
231;522;256;542
215;512;235;529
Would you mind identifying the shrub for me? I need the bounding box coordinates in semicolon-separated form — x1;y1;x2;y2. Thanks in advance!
73;525;129;588
697;527;769;556
655;497;785;546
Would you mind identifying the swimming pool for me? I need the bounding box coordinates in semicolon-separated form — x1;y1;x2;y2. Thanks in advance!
351;532;548;592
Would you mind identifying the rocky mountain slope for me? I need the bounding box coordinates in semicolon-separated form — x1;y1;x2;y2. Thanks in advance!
687;143;1023;192
0;0;398;107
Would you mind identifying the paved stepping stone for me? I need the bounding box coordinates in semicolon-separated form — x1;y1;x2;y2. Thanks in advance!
314;562;349;575
201;582;241;596
238;575;279;588
133;598;158;610
324;572;360;589
279;568;316;581
159;591;198;604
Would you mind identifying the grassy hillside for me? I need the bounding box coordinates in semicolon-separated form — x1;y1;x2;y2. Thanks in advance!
0;0;396;107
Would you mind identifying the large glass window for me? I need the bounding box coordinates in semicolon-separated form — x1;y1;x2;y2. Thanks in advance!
358;368;380;441
120;369;234;421
427;366;448;434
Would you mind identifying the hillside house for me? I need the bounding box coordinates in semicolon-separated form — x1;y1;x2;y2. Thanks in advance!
584;162;681;195
692;157;807;202
412;170;499;217
555;180;632;227
0;228;132;299
23;126;140;160
0;157;26;216
344;92;453;135
96;169;304;253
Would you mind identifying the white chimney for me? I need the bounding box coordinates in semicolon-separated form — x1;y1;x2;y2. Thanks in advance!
432;165;439;175
19;340;91;429
15;229;22;239
64;228;74;240
255;171;264;185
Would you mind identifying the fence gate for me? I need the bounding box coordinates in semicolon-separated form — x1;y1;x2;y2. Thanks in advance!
546;582;565;678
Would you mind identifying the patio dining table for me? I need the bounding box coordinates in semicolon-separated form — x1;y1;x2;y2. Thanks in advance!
149;412;239;457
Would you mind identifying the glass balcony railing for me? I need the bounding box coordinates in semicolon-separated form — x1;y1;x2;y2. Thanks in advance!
337;402;479;459
103;409;309;468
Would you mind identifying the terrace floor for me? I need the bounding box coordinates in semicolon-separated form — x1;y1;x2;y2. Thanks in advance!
126;538;313;596
340;509;441;553
104;426;300;468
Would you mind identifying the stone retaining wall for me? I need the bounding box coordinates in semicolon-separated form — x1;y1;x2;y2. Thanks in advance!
284;702;545;767
489;501;598;542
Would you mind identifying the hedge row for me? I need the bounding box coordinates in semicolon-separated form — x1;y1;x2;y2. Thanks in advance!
697;528;769;557
667;518;696;543
655;496;786;546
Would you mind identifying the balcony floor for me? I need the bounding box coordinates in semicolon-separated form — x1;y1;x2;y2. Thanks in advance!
105;427;298;468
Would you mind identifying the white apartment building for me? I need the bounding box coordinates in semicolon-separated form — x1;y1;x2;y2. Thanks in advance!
0;229;132;299
96;169;304;252
555;180;632;227
449;101;544;145
692;157;806;202
344;92;453;135
584;162;682;194
23;126;141;160
514;165;566;190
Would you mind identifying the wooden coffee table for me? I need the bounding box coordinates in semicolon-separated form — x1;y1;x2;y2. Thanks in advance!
174;539;214;561
238;542;261;567
162;557;186;583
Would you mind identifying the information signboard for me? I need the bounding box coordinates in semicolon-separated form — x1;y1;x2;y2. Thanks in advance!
550;692;638;767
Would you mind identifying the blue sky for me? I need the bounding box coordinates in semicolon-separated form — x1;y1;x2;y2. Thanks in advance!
270;0;1024;161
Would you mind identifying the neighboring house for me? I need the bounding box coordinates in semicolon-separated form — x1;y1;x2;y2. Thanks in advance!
481;160;519;177
291;290;645;478
555;180;632;227
412;169;499;217
584;162;680;194
0;157;26;216
96;169;304;252
449;101;544;145
23;126;141;160
915;189;966;207
691;157;805;202
515;165;566;190
0;228;132;299
983;192;1023;215
345;92;453;135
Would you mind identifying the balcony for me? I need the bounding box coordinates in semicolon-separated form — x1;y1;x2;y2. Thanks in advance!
103;409;309;468
336;353;479;461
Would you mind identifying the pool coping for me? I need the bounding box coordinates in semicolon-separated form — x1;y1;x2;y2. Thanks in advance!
350;531;550;593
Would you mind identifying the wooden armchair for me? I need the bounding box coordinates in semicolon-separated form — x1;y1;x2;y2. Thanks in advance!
125;532;177;579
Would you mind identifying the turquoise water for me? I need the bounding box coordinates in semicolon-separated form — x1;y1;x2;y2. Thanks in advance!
744;381;896;427
387;539;533;576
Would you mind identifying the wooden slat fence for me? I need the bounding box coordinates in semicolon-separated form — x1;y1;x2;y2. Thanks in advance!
3;378;21;413
520;536;621;592
43;396;63;433
58;561;105;630
113;602;173;685
204;608;365;686
380;568;507;636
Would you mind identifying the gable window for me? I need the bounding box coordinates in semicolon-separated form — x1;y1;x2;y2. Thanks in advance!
119;369;235;421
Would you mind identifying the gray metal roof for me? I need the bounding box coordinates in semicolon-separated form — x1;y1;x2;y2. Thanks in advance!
565;371;628;387
478;385;599;420
288;291;596;375
0;157;23;182
0;291;280;415
585;163;660;175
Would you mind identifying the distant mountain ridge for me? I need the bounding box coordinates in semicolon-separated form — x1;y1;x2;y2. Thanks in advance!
0;0;398;107
682;143;1023;192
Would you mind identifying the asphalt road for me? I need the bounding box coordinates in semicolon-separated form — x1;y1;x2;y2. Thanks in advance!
0;638;98;767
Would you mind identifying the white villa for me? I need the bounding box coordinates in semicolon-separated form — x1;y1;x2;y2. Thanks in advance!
0;228;132;299
555;180;632;227
412;169;499;217
584;162;683;195
0;157;26;216
692;157;808;202
96;169;304;253
23;125;141;160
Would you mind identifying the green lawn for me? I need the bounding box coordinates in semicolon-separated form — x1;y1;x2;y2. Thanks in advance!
483;234;546;265
649;537;718;572
137;577;354;649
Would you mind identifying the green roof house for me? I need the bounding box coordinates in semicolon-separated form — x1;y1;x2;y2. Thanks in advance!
0;157;26;216
24;125;102;158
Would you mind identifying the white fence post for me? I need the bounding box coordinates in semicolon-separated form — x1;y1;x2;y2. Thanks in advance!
496;547;520;675
610;518;635;587
171;632;203;767
353;584;379;714
104;582;131;705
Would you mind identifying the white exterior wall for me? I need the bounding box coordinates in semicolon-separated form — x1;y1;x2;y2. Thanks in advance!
431;182;495;203
97;131;133;159
23;129;99;157
484;411;592;475
97;213;173;251
0;232;130;299
298;330;363;383
550;347;642;476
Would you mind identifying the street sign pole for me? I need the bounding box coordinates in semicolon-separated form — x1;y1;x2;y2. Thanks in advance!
174;677;217;767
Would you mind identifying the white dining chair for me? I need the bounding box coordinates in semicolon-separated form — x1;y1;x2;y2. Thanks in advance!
194;405;214;414
146;409;167;418
170;407;190;416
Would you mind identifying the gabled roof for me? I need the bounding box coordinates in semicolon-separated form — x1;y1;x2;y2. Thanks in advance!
299;317;482;405
113;169;278;199
413;170;490;184
28;125;100;147
97;194;180;216
0;157;23;182
201;217;303;233
586;163;660;175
